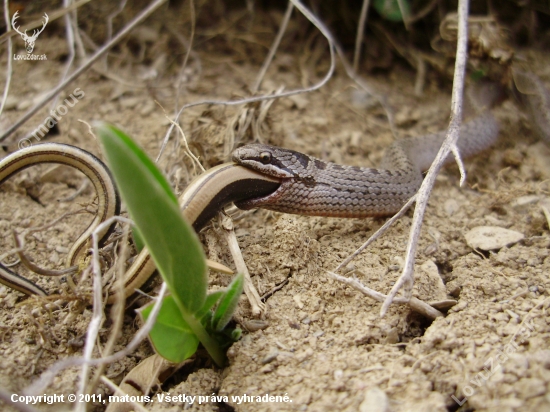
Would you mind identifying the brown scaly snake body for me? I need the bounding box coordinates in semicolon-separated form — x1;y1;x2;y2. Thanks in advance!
235;70;550;211
232;111;500;217
1;71;549;300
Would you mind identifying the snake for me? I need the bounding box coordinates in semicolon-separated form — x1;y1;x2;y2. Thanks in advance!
232;111;499;217
0;71;548;301
232;70;550;215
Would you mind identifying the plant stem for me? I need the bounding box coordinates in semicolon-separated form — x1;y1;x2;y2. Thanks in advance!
180;305;226;367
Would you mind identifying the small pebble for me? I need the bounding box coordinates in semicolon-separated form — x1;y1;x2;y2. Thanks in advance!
465;226;524;250
360;387;389;412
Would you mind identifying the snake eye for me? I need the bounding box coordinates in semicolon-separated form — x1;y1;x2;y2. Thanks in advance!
259;152;272;164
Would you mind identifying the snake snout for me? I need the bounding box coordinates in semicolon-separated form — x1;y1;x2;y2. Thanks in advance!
232;144;295;179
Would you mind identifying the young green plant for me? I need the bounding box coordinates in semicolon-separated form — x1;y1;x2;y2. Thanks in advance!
97;123;242;367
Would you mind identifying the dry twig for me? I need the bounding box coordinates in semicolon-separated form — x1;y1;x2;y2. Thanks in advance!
381;0;470;316
0;0;13;119
0;0;168;142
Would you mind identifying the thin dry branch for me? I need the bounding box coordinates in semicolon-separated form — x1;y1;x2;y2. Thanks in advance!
353;0;370;73
335;195;417;272
0;0;168;142
174;0;196;112
0;0;13;119
380;0;470;316
328;271;443;320
158;0;336;159
85;225;131;400
220;214;264;316
251;1;294;93
106;0;129;43
76;217;133;410
48;0;78;111
24;281;168;396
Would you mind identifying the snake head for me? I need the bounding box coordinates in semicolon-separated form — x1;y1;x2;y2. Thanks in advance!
232;143;308;179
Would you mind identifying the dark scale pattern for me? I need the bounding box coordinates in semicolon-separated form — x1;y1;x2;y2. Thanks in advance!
232;112;500;218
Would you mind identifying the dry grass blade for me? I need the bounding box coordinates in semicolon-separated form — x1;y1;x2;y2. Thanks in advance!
251;1;294;93
220;214;264;316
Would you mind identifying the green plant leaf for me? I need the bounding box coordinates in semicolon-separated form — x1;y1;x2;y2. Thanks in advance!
97;123;229;366
231;328;242;341
373;0;410;22
471;69;487;82
139;296;199;363
97;123;207;313
195;290;225;321
212;273;244;331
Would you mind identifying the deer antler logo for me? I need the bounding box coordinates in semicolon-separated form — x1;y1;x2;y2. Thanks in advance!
12;11;49;54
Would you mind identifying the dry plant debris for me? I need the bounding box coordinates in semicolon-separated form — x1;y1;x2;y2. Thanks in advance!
0;1;549;411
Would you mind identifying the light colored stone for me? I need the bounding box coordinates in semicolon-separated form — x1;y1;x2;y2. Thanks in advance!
360;387;389;412
465;226;524;250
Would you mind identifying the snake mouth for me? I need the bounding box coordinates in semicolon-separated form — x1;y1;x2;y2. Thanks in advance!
234;178;287;211
193;176;281;230
229;176;282;208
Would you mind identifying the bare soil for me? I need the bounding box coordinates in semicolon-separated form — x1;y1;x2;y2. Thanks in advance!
0;5;549;412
